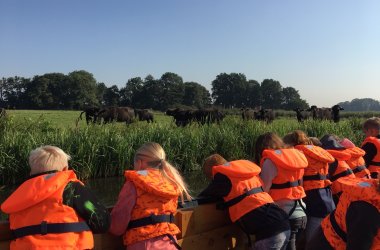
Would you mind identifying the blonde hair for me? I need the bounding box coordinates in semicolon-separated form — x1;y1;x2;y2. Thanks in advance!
134;142;192;202
283;130;311;147
29;145;71;175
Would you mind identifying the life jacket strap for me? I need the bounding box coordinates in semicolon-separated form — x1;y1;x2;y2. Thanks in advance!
216;186;264;210
303;174;328;181
127;214;175;230
329;210;347;242
271;179;303;189
330;169;353;182
166;234;182;250
369;161;380;166
11;221;90;240
352;165;367;174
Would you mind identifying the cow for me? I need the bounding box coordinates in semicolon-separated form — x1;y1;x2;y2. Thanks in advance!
331;104;344;123
293;108;310;122
79;107;100;124
241;108;256;121
134;109;154;123
255;108;275;123
166;108;193;127
96;106;134;125
307;105;332;120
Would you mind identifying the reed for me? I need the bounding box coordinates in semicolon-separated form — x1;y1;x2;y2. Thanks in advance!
0;111;368;185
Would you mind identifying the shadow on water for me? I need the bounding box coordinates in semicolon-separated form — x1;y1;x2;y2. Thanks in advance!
0;171;209;220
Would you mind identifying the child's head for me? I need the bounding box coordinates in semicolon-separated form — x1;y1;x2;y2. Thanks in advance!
309;137;322;147
202;154;227;180
29;146;71;175
283;130;311;147
134;142;192;202
339;138;355;148
254;132;284;163
363;117;380;137
320;134;345;150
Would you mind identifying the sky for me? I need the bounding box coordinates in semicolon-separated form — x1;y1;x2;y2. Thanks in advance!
1;0;379;107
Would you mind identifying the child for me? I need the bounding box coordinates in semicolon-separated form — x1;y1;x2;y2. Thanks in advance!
1;146;110;250
109;142;191;250
255;132;308;250
339;138;371;178
361;117;380;179
283;131;335;246
307;177;380;250
199;154;290;250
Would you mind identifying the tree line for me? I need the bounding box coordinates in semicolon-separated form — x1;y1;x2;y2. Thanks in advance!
338;98;380;111
0;70;309;111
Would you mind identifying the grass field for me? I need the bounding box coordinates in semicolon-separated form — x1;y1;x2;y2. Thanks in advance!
0;109;375;186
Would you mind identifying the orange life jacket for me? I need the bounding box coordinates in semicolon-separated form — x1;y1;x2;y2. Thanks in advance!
361;136;380;178
261;148;308;201
325;149;356;195
0;170;93;250
212;160;274;222
321;178;380;250
295;145;334;191
345;147;371;178
124;169;180;246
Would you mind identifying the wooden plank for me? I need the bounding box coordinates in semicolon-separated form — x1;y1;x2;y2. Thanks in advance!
0;203;246;250
178;224;251;250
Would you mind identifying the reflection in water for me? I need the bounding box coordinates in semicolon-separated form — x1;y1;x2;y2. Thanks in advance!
0;171;209;219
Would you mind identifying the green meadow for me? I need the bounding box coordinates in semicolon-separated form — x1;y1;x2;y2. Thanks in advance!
0;110;374;186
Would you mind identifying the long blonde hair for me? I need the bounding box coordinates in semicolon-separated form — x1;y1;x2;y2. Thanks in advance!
134;142;192;203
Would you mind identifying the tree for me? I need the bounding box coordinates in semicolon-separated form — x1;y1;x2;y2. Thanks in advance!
212;73;248;108
183;82;211;108
119;77;144;106
246;80;262;107
103;85;120;106
260;79;284;109
282;87;309;110
159;72;184;110
65;70;99;109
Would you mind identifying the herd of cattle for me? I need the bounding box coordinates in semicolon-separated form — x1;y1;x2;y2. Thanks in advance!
78;104;345;126
0;104;345;126
293;105;344;123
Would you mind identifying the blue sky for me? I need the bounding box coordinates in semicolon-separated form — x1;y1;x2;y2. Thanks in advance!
1;0;379;106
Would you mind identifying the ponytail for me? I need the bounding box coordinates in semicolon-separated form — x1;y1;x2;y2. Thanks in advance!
134;142;192;203
160;160;192;203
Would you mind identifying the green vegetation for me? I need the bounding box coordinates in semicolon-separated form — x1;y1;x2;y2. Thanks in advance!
0;110;373;186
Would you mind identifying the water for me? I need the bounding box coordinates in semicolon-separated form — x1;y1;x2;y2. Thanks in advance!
0;171;209;219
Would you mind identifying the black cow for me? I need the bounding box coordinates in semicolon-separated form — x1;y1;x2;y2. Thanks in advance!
293;108;310;122
96;106;134;124
307;105;332;120
134;109;154;123
331;105;344;123
241;108;256;121
255;108;275;123
166;108;193;127
79;107;100;124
